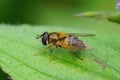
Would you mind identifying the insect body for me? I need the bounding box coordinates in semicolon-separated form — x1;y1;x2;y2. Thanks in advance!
36;32;95;61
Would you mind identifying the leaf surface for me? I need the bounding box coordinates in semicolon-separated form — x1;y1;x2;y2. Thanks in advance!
0;24;120;80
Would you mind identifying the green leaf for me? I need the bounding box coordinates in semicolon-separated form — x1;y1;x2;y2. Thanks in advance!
0;24;120;80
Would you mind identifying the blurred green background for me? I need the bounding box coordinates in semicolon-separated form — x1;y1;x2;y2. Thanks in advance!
0;0;116;26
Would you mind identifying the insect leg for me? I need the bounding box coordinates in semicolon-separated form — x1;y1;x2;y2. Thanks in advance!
93;58;106;69
71;51;83;61
49;47;57;62
34;45;52;56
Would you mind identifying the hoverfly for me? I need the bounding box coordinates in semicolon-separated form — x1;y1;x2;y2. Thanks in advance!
36;32;95;61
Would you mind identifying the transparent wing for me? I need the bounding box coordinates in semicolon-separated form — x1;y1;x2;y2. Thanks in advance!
66;33;95;37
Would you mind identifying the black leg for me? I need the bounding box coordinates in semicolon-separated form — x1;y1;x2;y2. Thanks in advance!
71;51;83;61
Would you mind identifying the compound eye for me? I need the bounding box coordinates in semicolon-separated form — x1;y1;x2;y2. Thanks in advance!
41;32;48;45
42;37;47;45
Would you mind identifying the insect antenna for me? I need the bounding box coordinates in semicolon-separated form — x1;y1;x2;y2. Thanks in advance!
36;35;42;39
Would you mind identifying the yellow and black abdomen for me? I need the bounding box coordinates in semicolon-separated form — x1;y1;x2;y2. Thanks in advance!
61;35;87;50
